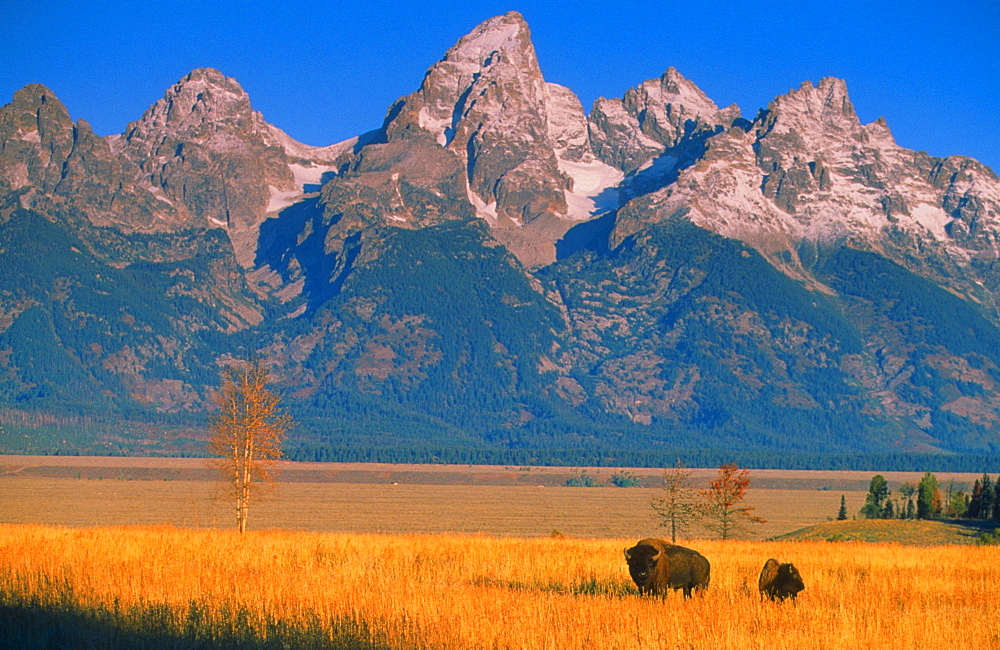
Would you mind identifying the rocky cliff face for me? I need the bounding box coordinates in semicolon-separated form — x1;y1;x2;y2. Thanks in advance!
110;68;346;265
3;12;1000;459
382;12;566;226
0;84;173;230
590;67;740;182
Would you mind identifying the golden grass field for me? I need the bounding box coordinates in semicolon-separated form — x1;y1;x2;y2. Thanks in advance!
1;524;997;649
1;456;997;647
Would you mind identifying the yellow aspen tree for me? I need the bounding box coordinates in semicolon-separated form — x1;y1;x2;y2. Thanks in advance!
208;358;292;533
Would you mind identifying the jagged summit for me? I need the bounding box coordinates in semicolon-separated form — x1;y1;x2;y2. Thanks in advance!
635;67;739;131
126;68;258;140
378;11;566;230
113;67;279;169
0;83;173;229
325;12;621;266
754;77;865;152
1;84;78;192
110;67;340;261
383;12;540;149
589;67;740;180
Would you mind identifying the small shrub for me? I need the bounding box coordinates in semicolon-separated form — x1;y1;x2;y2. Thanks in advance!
608;471;641;487
975;529;1000;545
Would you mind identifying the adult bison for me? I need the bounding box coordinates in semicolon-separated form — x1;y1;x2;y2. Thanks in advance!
623;538;710;598
758;558;805;602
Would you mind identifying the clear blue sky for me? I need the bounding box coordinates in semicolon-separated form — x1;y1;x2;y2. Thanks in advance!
2;0;998;172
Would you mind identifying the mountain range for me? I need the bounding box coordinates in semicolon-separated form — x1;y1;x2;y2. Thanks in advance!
3;12;1000;466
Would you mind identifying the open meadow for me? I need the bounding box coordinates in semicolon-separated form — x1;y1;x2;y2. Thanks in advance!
1;456;997;647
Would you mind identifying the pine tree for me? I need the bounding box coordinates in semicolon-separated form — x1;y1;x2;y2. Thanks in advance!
993;475;1000;523
837;494;848;520
899;482;916;519
916;472;941;520
968;478;984;519
981;474;994;520
861;475;890;519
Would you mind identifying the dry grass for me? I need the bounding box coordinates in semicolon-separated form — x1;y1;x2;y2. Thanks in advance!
0;476;872;538
2;456;920;538
0;524;997;649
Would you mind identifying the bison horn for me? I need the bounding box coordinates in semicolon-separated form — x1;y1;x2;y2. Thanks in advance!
650;548;660;560
624;548;632;560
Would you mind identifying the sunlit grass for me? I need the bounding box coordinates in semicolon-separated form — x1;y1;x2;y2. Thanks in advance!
0;524;997;648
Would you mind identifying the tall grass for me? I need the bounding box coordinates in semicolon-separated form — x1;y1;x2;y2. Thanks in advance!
0;524;996;648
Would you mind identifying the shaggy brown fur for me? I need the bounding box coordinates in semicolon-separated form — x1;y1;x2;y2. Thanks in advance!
623;537;710;598
758;558;805;602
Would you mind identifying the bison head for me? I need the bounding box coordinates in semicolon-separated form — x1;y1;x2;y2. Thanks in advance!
624;543;659;585
777;563;804;594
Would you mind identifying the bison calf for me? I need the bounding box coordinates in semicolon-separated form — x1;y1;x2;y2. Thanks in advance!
623;538;710;598
758;558;805;602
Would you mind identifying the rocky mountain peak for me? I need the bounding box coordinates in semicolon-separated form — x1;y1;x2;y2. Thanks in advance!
0;83;172;229
0;84;76;194
111;68;302;257
589;68;739;177
356;12;585;238
637;67;735;125
295;11;631;275
756;77;858;141
383;11;542;150
4;84;73;134
447;11;535;71
116;67;270;159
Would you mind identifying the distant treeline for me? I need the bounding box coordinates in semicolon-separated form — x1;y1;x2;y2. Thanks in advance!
4;411;998;473
5;437;997;473
282;442;1000;474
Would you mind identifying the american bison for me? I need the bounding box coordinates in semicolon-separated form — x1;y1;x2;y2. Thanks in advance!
758;558;805;602
623;538;710;598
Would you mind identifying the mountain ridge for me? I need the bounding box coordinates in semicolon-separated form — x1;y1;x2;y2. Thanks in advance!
2;11;1000;464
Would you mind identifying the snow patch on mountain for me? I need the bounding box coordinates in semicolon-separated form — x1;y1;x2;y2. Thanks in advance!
418;107;452;147
467;184;499;225
560;158;623;219
266;162;340;213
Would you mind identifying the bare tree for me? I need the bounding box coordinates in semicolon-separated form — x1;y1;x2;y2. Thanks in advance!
699;463;765;540
651;460;700;543
208;358;292;533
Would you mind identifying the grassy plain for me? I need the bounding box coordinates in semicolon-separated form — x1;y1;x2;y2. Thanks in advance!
1;524;997;648
3;455;980;538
